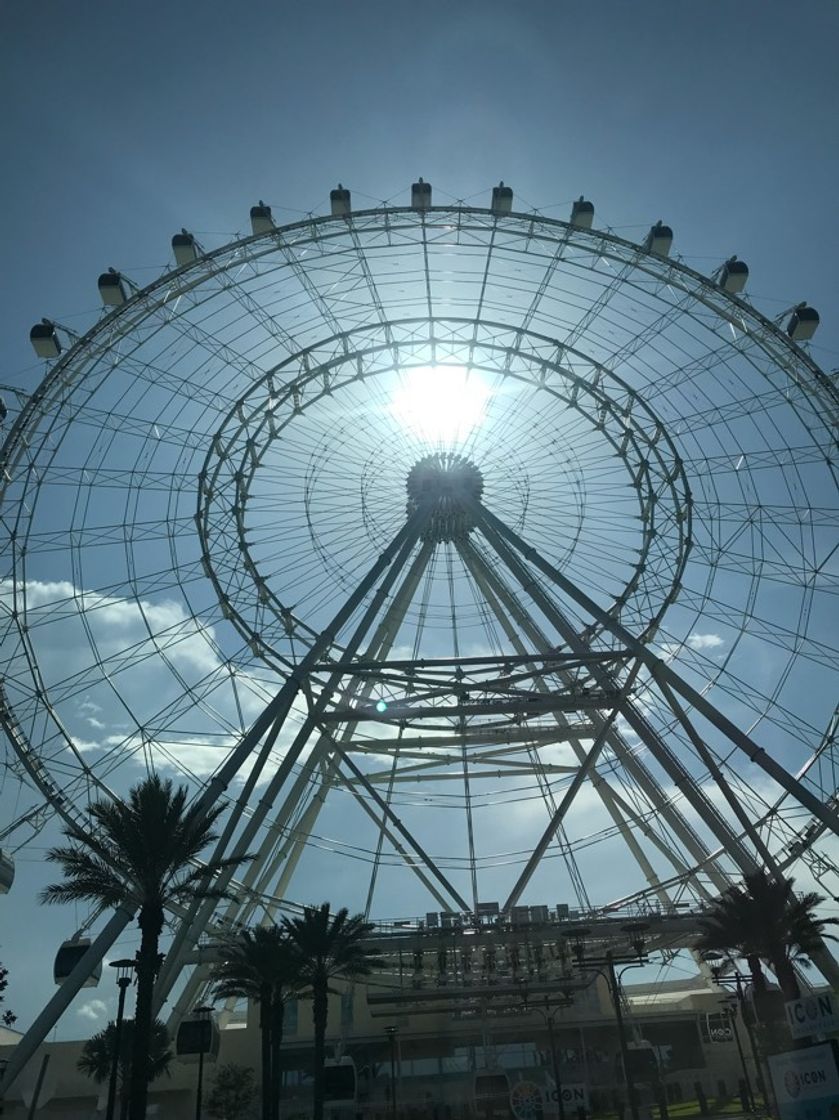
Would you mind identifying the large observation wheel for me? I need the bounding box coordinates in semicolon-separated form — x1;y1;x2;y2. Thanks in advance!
1;189;838;1054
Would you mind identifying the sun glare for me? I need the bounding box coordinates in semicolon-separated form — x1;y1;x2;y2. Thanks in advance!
389;366;490;445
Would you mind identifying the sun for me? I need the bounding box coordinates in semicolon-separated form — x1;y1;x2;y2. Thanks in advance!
389;365;490;445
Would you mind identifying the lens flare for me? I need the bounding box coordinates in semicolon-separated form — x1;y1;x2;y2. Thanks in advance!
389;366;490;445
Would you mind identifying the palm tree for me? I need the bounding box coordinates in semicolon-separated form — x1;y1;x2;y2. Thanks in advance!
41;775;251;1120
697;869;839;1001
0;959;15;1027
206;1063;258;1120
77;1018;172;1119
210;925;303;1120
282;904;383;1120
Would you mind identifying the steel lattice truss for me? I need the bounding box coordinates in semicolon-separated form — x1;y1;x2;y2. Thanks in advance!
1;200;838;1053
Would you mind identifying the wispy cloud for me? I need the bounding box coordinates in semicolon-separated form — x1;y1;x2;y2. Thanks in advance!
76;998;108;1022
659;631;726;663
685;633;724;651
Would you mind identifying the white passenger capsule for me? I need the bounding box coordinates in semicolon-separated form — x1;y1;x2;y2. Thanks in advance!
172;229;199;266
250;201;274;235
30;319;61;358
644;220;673;257
330;183;351;217
786;303;819;342
53;938;102;987
98;269;127;307
411;177;432;210
719;256;749;293
491;181;513;213
570;195;594;229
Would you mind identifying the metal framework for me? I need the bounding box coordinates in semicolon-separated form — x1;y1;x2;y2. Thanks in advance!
1;196;838;1091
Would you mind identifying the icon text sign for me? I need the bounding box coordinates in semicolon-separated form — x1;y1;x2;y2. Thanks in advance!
785;994;839;1039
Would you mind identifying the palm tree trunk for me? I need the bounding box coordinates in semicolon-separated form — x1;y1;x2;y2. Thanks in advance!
312;982;328;1120
128;906;162;1120
259;987;272;1120
270;994;285;1120
773;957;801;1001
746;954;773;1028
746;955;767;993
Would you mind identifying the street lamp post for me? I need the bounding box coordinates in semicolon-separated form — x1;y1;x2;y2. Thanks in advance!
606;954;646;1120
708;969;767;1111
385;1026;398;1120
545;1007;566;1120
520;990;574;1120
192;1005;214;1120
106;959;136;1120
565;927;649;1120
719;996;755;1111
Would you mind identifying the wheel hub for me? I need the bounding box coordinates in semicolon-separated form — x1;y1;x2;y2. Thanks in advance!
406;453;484;543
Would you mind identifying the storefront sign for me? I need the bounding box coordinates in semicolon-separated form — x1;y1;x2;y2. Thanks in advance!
550;1083;589;1109
768;1041;839;1120
510;1080;546;1120
785;993;839;1039
508;1079;589;1120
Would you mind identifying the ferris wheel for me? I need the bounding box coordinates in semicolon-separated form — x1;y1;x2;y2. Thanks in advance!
1;181;838;1044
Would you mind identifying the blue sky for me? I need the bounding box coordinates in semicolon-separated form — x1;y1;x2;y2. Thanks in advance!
1;0;838;1041
2;0;839;355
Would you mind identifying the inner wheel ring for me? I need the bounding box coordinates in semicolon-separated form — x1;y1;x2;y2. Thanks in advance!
197;317;691;668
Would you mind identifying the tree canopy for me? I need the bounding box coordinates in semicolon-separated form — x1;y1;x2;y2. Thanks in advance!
211;925;303;1120
283;904;382;1120
42;774;251;1120
0;959;16;1028
206;1063;258;1120
697;869;838;999
77;1018;172;1085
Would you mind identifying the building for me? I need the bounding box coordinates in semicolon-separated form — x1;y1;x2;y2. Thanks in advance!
0;972;753;1118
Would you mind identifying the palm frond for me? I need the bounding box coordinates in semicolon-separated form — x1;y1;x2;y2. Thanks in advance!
40;877;127;909
696;869;835;987
210;923;306;1007
77;1018;172;1085
42;775;251;922
283;903;382;985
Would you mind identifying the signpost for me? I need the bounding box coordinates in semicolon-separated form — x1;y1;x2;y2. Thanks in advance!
785;994;839;1040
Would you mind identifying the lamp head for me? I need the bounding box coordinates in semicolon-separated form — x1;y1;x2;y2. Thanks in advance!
109;958;136;982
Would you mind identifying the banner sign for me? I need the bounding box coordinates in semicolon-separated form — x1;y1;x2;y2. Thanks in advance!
785;993;839;1039
551;1084;589;1109
509;1080;589;1120
768;1041;839;1120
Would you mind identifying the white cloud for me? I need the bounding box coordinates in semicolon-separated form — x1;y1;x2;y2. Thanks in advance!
686;633;725;651
70;737;102;754
0;576;287;774
658;631;725;663
0;578;228;683
76;999;108;1022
